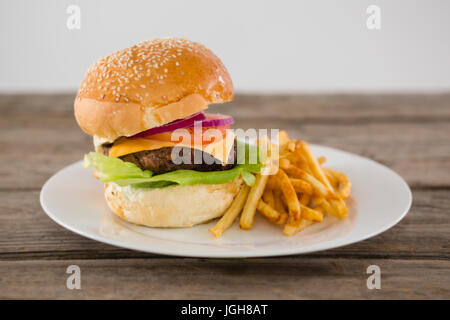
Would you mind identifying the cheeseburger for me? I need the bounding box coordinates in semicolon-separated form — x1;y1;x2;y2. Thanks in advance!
75;38;262;228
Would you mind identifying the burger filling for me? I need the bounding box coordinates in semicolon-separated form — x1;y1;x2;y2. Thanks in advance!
83;113;263;188
102;141;237;175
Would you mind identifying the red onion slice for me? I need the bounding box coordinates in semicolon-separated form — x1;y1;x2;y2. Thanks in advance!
197;114;234;127
130;112;206;138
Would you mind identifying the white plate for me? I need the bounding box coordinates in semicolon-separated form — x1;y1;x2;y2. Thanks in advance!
40;144;412;258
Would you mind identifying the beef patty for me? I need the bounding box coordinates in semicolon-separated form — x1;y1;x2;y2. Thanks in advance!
103;140;237;175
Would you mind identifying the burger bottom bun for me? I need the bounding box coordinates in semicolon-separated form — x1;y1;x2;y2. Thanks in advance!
104;178;243;228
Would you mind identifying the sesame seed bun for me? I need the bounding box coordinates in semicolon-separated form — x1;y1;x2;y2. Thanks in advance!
74;38;234;142
104;178;243;228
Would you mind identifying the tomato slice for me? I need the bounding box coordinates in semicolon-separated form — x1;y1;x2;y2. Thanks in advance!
143;125;230;146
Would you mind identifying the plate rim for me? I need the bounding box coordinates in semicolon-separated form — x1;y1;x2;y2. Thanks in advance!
40;144;413;258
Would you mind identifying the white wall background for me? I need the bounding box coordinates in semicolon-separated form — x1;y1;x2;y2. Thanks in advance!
1;0;450;93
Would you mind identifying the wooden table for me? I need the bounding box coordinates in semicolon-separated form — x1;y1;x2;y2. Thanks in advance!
1;94;449;299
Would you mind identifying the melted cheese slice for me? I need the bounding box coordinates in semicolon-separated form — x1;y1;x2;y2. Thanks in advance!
109;130;235;164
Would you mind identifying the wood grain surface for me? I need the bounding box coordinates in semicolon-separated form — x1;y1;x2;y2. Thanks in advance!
0;94;449;299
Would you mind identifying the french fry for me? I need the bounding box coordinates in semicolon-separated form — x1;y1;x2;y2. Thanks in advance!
299;204;323;222
287;140;296;152
261;190;288;225
259;136;279;176
314;196;330;210
257;199;281;221
325;168;338;190
273;189;287;213
281;194;318;220
209;185;250;238
314;205;326;215
271;189;289;224
286;152;310;172
268;176;313;195
296;144;349;217
293;144;312;172
330;198;348;218
274;213;289;225
265;176;278;190
289;178;313;195
299;193;310;206
324;168;352;199
297;141;334;191
282;165;329;197
277;130;290;153
317;156;326;165
240;173;269;230
279;158;291;169
262;189;275;208
283;219;314;236
315;197;347;219
273;169;301;221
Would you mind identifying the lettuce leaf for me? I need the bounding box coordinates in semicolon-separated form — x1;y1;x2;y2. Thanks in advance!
83;152;153;182
115;165;256;187
83;141;263;188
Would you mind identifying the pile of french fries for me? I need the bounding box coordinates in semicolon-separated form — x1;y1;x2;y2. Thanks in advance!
209;131;352;237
